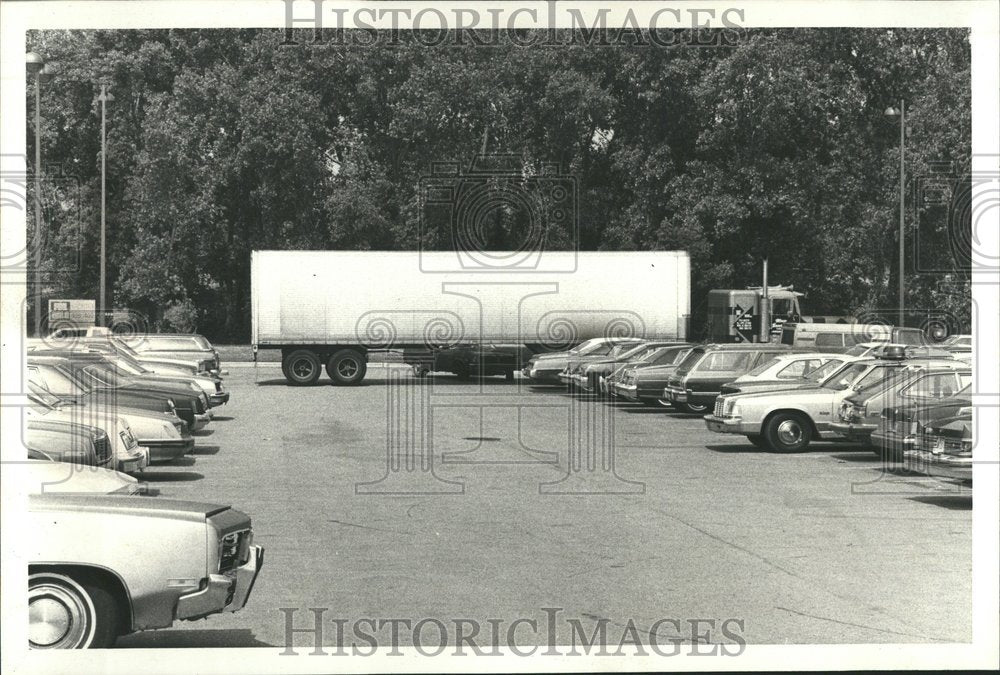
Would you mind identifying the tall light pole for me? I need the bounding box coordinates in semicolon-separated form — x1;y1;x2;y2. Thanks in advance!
885;101;906;326
26;52;53;336
97;84;113;326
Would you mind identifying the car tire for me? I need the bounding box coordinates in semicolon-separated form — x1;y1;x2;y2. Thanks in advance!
326;349;367;385
763;412;813;452
746;434;769;449
678;401;709;414
284;350;321;386
28;572;119;649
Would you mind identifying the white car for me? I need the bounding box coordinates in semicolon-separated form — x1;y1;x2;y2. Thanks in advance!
729;352;845;385
22;459;144;495
704;354;960;452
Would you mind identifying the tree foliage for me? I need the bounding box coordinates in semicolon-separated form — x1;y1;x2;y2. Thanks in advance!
26;28;971;339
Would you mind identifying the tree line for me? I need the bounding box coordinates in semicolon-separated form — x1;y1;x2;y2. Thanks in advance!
26;27;971;341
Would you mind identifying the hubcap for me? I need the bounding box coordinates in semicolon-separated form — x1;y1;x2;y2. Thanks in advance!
292;359;315;379
777;419;803;445
28;582;90;649
337;359;359;378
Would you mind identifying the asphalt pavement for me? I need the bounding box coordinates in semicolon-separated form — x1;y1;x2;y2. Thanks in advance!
117;364;972;650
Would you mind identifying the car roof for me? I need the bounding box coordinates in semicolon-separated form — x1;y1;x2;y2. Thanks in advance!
695;343;794;351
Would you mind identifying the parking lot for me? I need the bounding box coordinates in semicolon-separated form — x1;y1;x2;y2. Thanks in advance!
119;363;972;649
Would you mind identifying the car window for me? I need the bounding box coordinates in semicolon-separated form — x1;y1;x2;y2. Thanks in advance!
608;344;635;358
751;351;783;370
901;372;962;399
575;340;609;356
853;365;897;390
697;351;752;372
30;365;80;396
814;333;844;348
957;373;972;389
746;357;781;377
821;362;870;389
843;345;870;356
676;349;704;372
777;359;822;379
894;329;925;346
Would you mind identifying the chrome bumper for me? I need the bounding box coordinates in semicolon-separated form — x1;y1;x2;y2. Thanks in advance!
118;446;150;473
142;438;196;462
829;421;877;442
208;391;230;407
903;449;972;482
176;545;264;620
703;414;759;435
614;383;638;400
664;385;686;402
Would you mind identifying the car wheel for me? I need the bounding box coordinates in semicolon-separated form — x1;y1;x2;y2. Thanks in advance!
326;349;367;385
763;412;813;452
28;572;119;649
413;365;430;377
873;443;903;463
655;398;674;408
284;350;321;386
678;401;709;414
746;434;769;449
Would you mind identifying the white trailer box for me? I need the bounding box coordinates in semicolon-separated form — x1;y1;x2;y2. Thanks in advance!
251;250;690;384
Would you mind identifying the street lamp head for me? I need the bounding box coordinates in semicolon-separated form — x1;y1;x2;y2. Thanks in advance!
884;106;901;117
38;63;57;85
26;51;44;75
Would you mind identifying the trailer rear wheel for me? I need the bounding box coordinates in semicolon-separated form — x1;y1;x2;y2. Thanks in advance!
285;350;321;386
326;349;367;385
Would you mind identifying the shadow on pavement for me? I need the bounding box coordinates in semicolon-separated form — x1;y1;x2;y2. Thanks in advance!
704;443;760;453
907;494;972;510
211;415;235;421
191;444;220;456
117;628;274;648
140;471;204;483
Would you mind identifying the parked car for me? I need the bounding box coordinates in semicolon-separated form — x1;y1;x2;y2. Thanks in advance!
25;388;148;473
663;343;794;414
704;352;959;452
904;408;973;483
27;493;263;648
431;343;530;380
30;343;229;407
871;385;971;461
561;341;682;391
600;344;688;396
778;322;927;353
522;337;644;383
23;459;143;496
27;384;194;464
39;336;208;377
830;364;971;451
718;355;854;396
611;346;696;405
123;333;221;373
938;334;972;351
28;355;212;431
570;342;688;394
26;418;113;468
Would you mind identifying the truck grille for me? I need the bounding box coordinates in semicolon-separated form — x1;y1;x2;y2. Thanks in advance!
219;529;251;573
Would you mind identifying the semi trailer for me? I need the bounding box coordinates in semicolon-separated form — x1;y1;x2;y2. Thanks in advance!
251;250;691;385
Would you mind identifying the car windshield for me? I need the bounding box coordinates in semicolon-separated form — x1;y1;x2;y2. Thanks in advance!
75;363;123;387
608;343;637;358
820;362;870;390
621;344;654;360
675;349;704;373
111;338;141;357
843;345;871;357
570;339;603;355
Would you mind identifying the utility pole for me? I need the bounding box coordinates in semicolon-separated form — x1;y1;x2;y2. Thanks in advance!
97;84;113;326
897;100;905;327
760;258;769;343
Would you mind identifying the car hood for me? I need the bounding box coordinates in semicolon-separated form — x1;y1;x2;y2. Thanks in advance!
24;461;141;495
925;415;973;439
730;386;839;404
28;493;229;521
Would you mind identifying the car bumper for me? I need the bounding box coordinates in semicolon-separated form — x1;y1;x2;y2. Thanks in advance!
829;421;877;443
176;545;265;620
703;415;759;435
870;430;914;453
664;385;686;403
118;446;150;474
614;383;639;401
142;437;196;462
524;367;562;382
191;412;212;431
903;449;972;482
208;391;230;407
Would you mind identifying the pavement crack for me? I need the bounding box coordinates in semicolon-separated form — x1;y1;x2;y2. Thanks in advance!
774;606;951;642
327;519;414;535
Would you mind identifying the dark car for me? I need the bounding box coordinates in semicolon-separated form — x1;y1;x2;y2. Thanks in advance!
122;333;221;372
611;346;695;406
568;342;689;394
871;385;971;461
27;355;211;431
905;408;973;483
431;343;531;380
663;343;793;414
